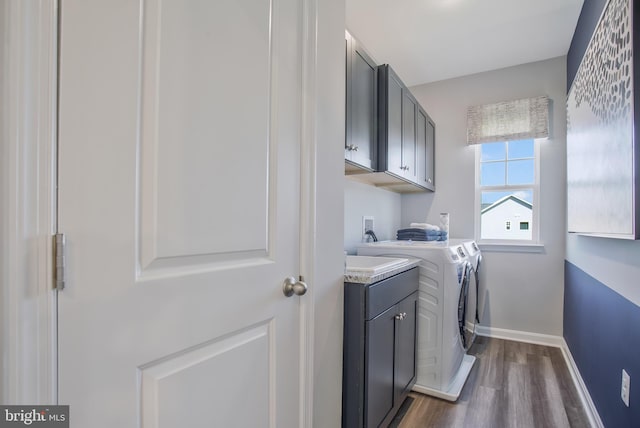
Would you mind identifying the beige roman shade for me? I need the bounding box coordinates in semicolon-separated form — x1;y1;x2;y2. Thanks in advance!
466;96;549;145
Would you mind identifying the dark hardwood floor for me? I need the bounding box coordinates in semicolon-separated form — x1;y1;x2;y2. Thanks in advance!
395;336;591;428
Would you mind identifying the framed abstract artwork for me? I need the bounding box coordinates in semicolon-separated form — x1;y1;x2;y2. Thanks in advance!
567;0;639;239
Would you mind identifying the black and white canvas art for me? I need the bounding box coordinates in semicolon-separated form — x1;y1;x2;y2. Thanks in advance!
567;0;635;237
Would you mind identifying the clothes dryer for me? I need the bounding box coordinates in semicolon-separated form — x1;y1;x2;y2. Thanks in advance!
449;239;484;349
358;241;476;401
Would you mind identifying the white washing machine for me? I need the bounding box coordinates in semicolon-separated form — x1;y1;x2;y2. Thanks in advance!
449;239;484;349
357;241;476;401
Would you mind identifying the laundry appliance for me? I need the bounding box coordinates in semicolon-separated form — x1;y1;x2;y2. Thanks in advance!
358;241;476;401
449;239;484;350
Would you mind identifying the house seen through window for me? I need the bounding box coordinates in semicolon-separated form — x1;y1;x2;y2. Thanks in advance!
477;139;537;241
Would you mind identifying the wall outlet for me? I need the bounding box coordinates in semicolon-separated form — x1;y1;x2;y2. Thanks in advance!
362;216;374;241
621;369;630;407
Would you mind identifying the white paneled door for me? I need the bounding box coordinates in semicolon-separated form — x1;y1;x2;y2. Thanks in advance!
57;0;308;426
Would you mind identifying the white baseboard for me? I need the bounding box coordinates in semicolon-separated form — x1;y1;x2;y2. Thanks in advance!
476;325;565;347
476;326;603;428
560;339;604;428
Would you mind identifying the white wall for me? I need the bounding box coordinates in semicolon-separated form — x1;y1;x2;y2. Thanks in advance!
566;237;640;306
344;177;402;254
403;57;568;336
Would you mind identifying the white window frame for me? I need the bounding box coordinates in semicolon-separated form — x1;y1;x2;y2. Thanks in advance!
474;139;542;252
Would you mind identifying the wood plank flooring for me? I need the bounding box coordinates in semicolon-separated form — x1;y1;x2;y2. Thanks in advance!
394;336;591;428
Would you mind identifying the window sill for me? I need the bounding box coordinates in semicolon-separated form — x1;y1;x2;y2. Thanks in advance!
477;242;545;253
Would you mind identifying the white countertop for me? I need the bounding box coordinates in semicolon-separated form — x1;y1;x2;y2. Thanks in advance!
344;258;420;284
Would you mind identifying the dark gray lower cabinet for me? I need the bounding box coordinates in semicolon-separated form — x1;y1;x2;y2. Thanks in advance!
366;305;396;426
343;268;419;428
393;294;417;403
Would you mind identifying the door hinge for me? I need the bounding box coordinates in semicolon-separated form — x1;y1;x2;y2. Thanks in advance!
54;233;66;290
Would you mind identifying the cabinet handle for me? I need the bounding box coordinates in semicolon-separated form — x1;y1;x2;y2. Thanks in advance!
352;145;359;151
428;178;432;183
395;312;407;321
346;144;359;152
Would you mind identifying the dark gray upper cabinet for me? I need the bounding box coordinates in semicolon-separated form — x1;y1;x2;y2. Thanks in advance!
416;106;436;191
344;35;436;193
426;116;435;190
384;68;403;177
376;64;435;192
345;31;377;172
401;89;417;183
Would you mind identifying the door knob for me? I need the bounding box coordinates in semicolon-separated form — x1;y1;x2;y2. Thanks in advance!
283;277;308;297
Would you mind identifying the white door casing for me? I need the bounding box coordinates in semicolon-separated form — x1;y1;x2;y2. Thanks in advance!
0;0;58;405
58;0;311;426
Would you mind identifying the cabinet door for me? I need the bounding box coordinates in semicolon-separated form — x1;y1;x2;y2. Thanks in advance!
401;91;417;182
416;108;427;188
350;43;377;169
345;33;352;157
366;305;396;427
386;72;404;176
394;292;418;402
416;107;435;190
345;33;376;171
425;117;435;190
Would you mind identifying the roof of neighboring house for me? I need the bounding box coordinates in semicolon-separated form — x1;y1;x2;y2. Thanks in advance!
481;195;533;215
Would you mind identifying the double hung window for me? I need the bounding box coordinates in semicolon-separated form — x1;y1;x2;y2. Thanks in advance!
467;96;548;246
476;139;539;243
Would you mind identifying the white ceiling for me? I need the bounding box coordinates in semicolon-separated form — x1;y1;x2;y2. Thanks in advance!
346;0;584;87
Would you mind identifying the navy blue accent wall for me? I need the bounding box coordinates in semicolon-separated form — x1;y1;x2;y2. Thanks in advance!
564;261;640;427
566;1;640;425
566;0;607;90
